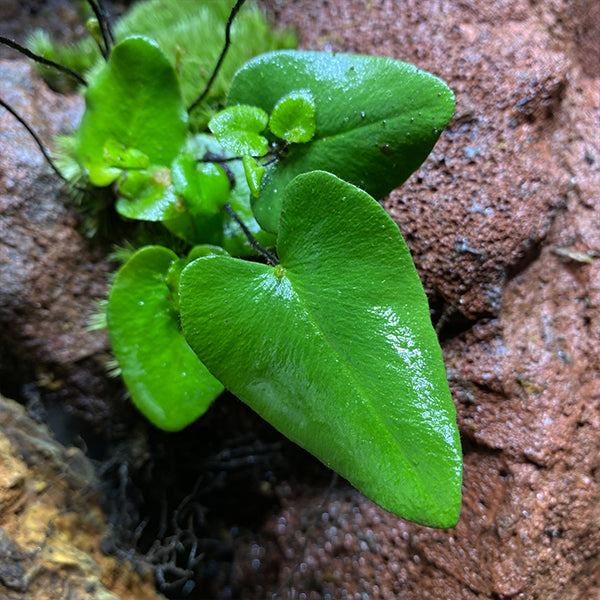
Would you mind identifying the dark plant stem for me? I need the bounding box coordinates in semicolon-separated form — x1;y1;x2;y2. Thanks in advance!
98;0;116;45
223;203;279;265
0;98;91;194
187;0;247;114
0;98;71;184
0;36;87;87
87;0;115;59
198;153;241;164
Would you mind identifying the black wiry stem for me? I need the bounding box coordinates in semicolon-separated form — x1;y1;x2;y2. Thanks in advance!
0;97;71;183
87;0;114;59
97;0;115;45
0;98;90;194
0;36;87;87
223;203;279;265
188;0;247;114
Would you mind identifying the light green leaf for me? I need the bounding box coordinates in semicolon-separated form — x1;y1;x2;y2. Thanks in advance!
269;89;316;143
227;51;455;232
180;171;462;527
116;167;180;221
242;155;265;197
208;105;269;156
171;156;231;217
107;246;223;431
76;36;187;186
102;138;151;170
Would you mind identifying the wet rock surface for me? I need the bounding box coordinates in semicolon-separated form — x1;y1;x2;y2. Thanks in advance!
1;0;600;599
0;58;132;434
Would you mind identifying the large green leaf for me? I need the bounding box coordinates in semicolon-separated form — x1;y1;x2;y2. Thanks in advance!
180;171;462;526
227;51;455;232
76;36;187;186
107;246;223;431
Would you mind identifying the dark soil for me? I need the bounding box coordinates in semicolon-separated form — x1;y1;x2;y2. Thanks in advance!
1;1;600;599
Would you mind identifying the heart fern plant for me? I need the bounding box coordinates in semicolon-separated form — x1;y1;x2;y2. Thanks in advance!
2;0;462;528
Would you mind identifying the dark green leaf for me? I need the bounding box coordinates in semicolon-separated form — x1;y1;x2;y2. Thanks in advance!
227;51;455;232
180;171;462;526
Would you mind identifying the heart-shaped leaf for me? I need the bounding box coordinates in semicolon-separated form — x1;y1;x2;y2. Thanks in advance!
76;36;187;186
227;51;455;232
208;105;269;157
107;246;223;431
269;89;316;143
180;171;462;527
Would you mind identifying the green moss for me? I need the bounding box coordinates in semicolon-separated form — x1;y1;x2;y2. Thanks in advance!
28;0;297;129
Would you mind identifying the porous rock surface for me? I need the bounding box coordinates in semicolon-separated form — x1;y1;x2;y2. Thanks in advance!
0;60;108;366
230;1;600;598
0;1;599;599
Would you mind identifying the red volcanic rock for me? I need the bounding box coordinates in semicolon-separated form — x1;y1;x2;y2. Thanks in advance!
231;1;600;598
1;1;599;598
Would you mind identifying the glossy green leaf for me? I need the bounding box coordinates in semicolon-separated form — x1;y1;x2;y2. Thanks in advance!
208;105;269;157
269;89;316;143
242;156;265;197
171;156;231;217
187;244;230;261
107;246;223;431
180;171;462;527
76;36;187;186
165;255;189;312
116;167;180;221
227;50;455;232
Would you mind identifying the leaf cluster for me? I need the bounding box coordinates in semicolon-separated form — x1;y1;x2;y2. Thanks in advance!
31;0;462;527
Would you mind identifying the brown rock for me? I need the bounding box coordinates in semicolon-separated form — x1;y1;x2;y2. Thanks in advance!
230;1;600;598
0;60;110;366
0;394;164;600
1;2;600;599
